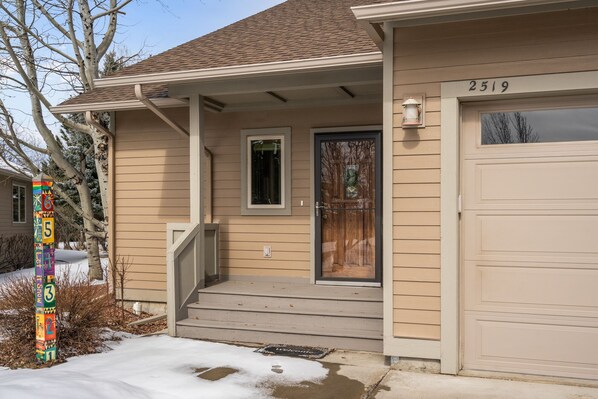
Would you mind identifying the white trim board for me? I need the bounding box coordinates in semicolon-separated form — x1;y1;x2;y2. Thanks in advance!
352;0;596;24
385;337;441;360
439;70;598;375
94;53;383;88
50;98;187;114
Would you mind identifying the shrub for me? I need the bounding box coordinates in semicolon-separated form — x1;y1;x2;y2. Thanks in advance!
0;234;34;274
0;271;114;368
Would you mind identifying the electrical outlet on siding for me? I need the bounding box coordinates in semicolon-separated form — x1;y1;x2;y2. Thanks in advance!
263;246;272;258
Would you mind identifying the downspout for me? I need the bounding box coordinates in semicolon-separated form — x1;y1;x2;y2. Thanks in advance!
134;84;189;139
357;21;385;50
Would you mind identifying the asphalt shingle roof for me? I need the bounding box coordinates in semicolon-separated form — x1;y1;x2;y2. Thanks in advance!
60;0;387;107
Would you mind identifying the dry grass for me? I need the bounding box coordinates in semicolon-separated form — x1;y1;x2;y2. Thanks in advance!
0;272;164;369
0;234;34;274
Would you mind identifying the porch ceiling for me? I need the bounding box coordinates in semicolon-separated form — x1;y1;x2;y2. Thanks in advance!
168;64;382;113
202;82;381;113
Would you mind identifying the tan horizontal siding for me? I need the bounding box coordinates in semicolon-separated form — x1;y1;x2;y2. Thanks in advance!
394;295;441;311
391;7;598;340
220;267;310;278
0;176;32;237
393;254;440;268
393;240;440;255
206;103;381;282
394;323;440;340
114;108;191;299
115;104;381;299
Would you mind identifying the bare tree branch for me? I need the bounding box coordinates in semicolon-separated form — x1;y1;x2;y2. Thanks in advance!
0;2;78;63
91;0;132;20
30;0;78;44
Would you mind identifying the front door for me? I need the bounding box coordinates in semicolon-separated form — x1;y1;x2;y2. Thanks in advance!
315;132;382;284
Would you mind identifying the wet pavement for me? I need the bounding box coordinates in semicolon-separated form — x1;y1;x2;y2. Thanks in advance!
269;349;598;399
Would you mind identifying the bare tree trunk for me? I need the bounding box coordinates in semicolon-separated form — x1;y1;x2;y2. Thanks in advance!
0;0;134;281
84;218;103;280
92;131;110;222
76;170;103;280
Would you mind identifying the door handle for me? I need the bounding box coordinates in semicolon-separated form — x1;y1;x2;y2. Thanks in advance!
315;201;325;217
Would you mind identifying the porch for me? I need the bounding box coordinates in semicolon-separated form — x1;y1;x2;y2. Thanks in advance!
177;280;383;352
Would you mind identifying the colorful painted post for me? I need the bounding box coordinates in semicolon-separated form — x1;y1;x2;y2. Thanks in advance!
33;174;57;362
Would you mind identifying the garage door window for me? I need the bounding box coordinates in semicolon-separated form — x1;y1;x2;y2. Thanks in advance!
482;107;598;145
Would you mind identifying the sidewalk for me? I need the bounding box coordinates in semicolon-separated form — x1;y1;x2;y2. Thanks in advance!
373;370;598;399
274;349;598;399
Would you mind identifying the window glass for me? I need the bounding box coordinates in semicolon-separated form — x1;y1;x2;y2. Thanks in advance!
481;107;598;145
13;185;25;223
250;138;282;205
240;127;291;216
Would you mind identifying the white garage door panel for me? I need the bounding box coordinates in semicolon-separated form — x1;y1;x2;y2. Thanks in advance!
476;214;598;255
462;99;598;380
472;159;598;204
463;262;598;317
463;159;598;210
464;315;598;380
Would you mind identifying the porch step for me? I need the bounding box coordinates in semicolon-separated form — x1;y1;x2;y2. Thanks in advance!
176;280;383;352
195;292;383;316
176;318;383;353
188;305;383;332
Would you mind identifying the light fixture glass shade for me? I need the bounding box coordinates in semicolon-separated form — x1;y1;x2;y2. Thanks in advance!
402;98;421;127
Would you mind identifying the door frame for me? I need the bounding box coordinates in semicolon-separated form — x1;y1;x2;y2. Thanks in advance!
439;71;598;375
310;125;383;286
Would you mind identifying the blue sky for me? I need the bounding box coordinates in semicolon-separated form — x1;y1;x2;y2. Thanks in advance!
5;0;285;140
118;0;285;57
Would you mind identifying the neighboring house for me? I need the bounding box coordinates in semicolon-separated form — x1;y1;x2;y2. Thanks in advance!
52;0;598;382
0;168;32;238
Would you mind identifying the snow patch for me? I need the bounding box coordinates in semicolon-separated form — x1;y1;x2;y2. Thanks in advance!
0;335;327;399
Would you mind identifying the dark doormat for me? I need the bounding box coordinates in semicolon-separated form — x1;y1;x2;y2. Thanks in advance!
256;344;333;359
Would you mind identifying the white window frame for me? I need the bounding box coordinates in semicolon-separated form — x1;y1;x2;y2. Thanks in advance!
240;127;291;216
12;183;26;224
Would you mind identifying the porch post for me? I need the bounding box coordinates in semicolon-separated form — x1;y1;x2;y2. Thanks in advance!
190;95;206;289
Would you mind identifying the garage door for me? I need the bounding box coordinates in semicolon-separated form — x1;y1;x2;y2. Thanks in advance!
461;97;598;380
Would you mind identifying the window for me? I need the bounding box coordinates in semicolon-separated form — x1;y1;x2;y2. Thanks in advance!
481;107;598;145
12;184;26;223
241;127;291;215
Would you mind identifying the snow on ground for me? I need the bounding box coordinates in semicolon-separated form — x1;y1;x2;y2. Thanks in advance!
0;249;106;285
0;251;327;398
0;335;327;399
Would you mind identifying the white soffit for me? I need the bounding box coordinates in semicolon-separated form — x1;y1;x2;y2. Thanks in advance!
94;52;383;89
352;0;597;24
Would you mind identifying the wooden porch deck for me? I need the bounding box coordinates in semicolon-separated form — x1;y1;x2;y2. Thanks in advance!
176;280;383;352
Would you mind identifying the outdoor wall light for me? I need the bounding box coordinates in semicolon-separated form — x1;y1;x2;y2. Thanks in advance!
402;97;423;128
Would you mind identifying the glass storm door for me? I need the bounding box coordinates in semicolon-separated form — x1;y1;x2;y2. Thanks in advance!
315;132;382;284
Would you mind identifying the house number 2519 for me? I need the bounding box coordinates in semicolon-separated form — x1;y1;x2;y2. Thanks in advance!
469;80;509;93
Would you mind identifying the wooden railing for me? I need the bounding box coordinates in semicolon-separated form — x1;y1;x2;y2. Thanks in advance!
166;223;219;335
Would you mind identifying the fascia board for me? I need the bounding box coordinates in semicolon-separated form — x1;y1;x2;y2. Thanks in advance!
0;169;31;180
352;0;592;23
50;98;188;114
94;52;383;88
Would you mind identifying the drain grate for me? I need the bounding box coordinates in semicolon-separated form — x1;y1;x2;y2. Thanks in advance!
256;344;332;359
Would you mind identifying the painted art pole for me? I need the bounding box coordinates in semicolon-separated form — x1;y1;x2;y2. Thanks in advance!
33;174;57;362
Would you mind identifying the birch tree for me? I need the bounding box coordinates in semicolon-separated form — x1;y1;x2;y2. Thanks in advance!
0;0;136;279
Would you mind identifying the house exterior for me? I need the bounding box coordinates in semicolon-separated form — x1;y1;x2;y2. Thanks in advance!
0;168;32;238
0;168;33;274
53;0;598;382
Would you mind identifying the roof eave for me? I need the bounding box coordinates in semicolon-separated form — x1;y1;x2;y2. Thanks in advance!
0;168;31;181
93;52;383;89
352;0;597;24
50;97;188;114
